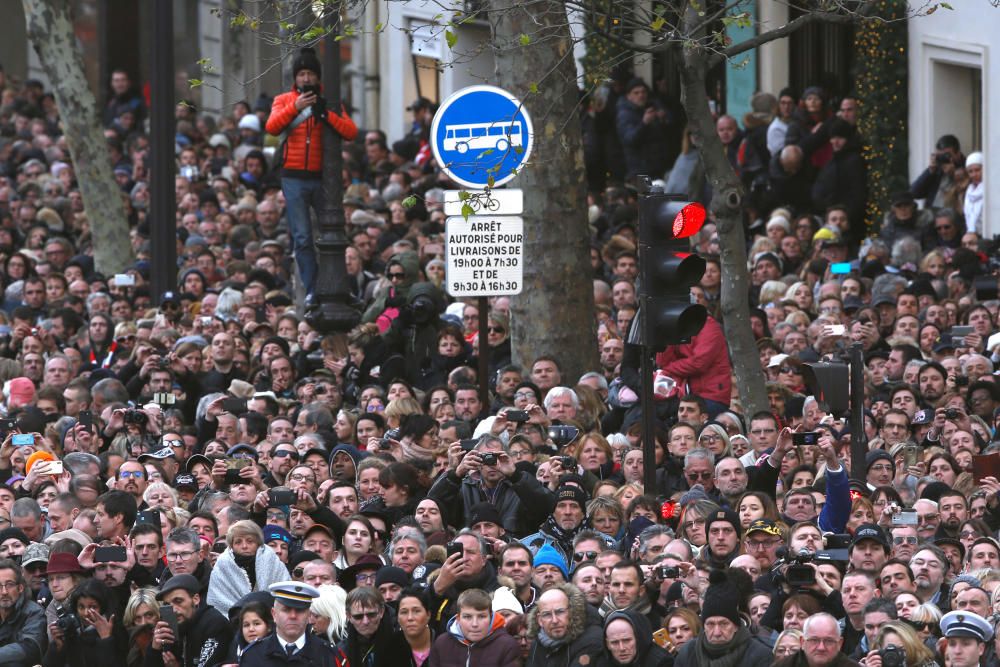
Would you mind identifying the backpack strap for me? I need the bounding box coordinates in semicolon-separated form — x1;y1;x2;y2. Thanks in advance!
275;106;313;170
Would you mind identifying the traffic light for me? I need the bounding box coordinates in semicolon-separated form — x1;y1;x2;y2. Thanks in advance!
803;362;849;417
638;193;708;349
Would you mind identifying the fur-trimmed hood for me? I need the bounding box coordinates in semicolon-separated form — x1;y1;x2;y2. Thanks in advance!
526;582;589;644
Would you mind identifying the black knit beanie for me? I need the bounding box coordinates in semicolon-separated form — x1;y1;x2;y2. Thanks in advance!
292;48;321;78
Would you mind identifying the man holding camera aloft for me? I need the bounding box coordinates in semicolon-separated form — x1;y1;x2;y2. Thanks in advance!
265;47;357;302
427;434;554;537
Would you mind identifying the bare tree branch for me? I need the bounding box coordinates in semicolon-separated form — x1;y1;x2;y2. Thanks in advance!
709;9;857;66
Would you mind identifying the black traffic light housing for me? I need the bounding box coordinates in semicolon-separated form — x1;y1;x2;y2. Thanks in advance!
638;193;708;349
803;362;849;417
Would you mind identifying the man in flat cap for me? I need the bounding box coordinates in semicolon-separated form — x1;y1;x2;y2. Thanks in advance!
150;574;232;667
239;581;344;666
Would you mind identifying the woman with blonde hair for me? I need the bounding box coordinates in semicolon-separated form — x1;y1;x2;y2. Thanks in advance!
696;423;732;460
866;621;937;667
613;481;644;512
123;588;160;667
142;482;178;509
758;280;788;306
587;495;625;542
773;629;803;660
784;281;815;314
919;249;947;278
309;583;349;644
384;396;422;430
908;604;941;646
785;309;812;333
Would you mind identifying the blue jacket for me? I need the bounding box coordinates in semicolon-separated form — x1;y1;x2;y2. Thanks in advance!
819;465;851;534
749;455;850;533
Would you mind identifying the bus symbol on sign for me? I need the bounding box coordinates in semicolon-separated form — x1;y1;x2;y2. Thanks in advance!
430;85;534;190
442;121;523;155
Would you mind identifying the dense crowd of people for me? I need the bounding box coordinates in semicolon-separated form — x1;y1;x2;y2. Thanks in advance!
0;44;997;667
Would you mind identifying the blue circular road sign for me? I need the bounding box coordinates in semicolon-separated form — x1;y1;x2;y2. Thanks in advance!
430;85;533;190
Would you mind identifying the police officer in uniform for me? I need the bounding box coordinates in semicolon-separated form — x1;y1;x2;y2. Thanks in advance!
939;610;994;667
239;581;346;667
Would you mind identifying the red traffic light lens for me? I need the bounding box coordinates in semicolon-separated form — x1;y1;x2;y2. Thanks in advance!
672;203;707;239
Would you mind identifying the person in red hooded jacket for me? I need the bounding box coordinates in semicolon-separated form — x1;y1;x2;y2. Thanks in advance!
266;47;358;301
654;315;732;416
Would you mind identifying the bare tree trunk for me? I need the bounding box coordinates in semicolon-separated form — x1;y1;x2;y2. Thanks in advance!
23;0;133;275
677;41;768;417
488;0;599;384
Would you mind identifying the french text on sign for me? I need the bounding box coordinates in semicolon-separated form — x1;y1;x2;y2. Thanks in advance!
443;189;524;217
445;216;524;297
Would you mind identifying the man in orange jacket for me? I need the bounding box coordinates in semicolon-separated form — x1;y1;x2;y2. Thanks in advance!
266;47;358;300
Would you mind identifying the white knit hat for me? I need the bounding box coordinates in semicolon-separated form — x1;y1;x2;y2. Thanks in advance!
967;151;984;167
492;586;523;614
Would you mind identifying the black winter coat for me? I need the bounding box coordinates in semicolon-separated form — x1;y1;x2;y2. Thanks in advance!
144;603;233;667
811;147;867;241
525;623;603;667
427;469;554;538
595;609;673;667
615;98;672;179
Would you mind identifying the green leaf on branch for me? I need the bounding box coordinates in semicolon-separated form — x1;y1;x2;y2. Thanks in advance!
487;174;495;188
529;82;539;94
446;30;457;49
458;191;470;201
375;22;384;32
401;195;418;209
519;33;531;46
461;203;474;220
188;79;203;88
940;2;954;8
650;17;666;31
513;145;524;155
302;26;326;41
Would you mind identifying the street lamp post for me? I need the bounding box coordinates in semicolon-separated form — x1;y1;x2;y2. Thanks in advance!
149;0;176;304
305;7;360;334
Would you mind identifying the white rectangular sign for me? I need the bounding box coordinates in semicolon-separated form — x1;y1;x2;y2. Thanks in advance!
445;215;524;297
443;189;523;217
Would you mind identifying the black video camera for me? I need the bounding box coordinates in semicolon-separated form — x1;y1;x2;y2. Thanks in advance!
780;549;818;587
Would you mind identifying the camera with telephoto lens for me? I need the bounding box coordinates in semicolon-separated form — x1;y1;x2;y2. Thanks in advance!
124;409;147;426
55;604;81;638
879;645;905;667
